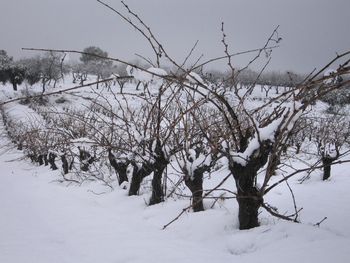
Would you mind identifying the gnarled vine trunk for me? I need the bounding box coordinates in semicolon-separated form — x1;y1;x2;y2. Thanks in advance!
230;141;271;230
184;168;205;212
128;163;153;196
61;155;69;174
149;140;169;205
79;148;94;172
108;150;129;186
231;164;262;230
48;153;58;170
321;149;339;181
322;157;337;181
149;162;167;205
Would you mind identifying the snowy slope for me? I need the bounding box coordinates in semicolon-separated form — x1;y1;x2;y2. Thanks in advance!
1;78;350;263
1;110;350;262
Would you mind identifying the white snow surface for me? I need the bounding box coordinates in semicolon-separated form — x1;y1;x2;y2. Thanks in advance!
0;78;350;263
1;115;350;263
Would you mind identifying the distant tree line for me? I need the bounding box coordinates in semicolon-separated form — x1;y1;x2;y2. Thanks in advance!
0;46;116;92
2;47;350;109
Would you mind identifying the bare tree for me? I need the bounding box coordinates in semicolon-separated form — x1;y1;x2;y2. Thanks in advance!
2;0;349;231
92;1;350;229
311;109;350;180
80;46;113;89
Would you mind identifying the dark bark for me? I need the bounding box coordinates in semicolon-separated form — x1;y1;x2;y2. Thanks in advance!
184;168;205;212
42;79;47;94
183;147;215;212
231;162;263;229
17;143;23;151
69;157;74;170
80;73;87;85
136;81;141;91
96;75;100;89
117;79;126;93
149;141;169;206
236;186;262;230
37;155;44;166
79;148;94;172
61;155;69;174
149;164;167;205
230;140;271;230
48;153;58;170
128;163;153;196
108;150;129;185
72;72;77;83
321;149;339;181
43;154;49;166
322;157;335;180
80;162;89;172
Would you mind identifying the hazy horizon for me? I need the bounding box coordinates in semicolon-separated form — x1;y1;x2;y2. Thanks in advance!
1;0;349;74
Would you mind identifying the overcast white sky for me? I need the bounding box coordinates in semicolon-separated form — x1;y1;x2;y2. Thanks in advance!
1;0;349;73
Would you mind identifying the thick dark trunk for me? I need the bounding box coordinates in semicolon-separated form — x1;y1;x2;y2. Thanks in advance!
149;141;168;205
61;155;69;174
321;148;339;181
12;82;17;91
79;149;94;172
48;153;58;170
43;154;49;166
128;163;153;196
69;157;74;170
149;164;166;205
237;187;261;230
37;155;44;166
322;158;333;180
230;145;269;230
185;170;204;212
128;169;143;196
17;143;23;151
234;166;263;230
108;150;129;185
81;162;89;172
114;162;129;185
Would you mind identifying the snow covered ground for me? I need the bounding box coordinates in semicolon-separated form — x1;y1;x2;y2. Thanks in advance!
1;124;350;263
1;79;350;263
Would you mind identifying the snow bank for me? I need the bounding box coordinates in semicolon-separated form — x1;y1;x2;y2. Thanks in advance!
1;138;350;263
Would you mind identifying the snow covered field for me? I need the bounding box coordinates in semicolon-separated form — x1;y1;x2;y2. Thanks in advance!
1;79;350;263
